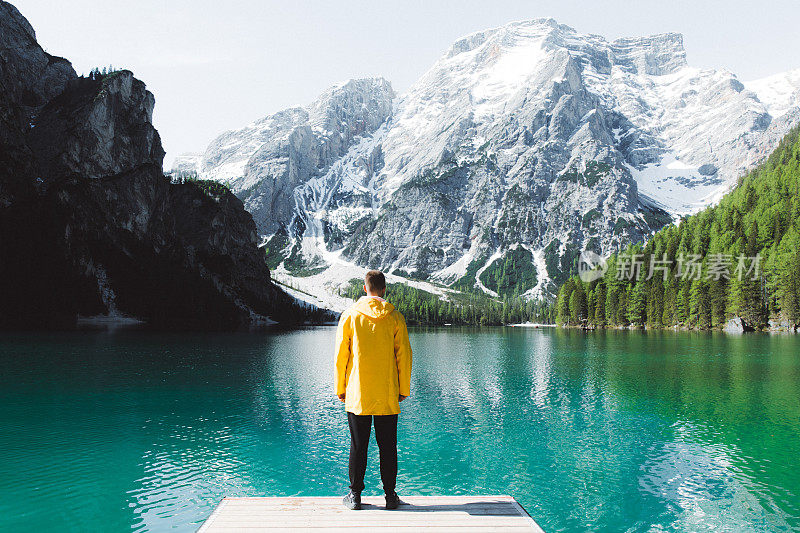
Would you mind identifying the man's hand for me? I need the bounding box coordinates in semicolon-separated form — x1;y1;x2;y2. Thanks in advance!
399;395;407;402
338;393;346;402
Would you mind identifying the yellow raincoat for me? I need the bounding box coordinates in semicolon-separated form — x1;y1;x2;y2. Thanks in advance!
335;296;412;415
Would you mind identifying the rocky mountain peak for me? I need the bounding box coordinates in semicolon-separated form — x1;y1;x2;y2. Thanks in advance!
610;32;686;76
308;78;394;125
30;70;164;182
443;19;687;79
177;19;800;302
0;1;316;328
305;77;394;154
445;18;564;58
0;1;75;109
0;0;33;39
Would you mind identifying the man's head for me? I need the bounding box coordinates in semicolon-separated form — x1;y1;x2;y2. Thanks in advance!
364;270;386;297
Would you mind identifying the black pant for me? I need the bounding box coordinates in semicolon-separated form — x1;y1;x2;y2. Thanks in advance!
347;412;398;494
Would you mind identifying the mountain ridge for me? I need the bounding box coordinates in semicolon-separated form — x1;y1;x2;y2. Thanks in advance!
174;18;800;303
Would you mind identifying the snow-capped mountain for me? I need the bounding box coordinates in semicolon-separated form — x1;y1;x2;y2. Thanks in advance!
175;19;800;300
746;69;800;118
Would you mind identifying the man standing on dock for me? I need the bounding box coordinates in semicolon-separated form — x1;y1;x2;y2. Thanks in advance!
335;270;413;510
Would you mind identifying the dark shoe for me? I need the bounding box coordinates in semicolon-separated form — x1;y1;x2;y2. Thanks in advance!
385;491;400;510
343;490;361;510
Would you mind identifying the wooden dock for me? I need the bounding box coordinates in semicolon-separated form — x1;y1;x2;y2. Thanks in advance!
198;495;544;532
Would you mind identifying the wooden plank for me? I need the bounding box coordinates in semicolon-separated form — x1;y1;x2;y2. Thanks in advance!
200;525;532;533
213;509;521;516
206;512;525;526
219;496;517;505
217;498;515;509
198;498;229;533
507;498;544;533
217;504;519;512
219;495;513;499
199;495;543;532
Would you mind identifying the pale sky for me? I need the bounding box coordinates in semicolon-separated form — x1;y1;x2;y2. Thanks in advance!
14;0;800;167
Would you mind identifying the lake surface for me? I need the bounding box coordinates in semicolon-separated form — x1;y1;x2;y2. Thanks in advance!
0;327;798;532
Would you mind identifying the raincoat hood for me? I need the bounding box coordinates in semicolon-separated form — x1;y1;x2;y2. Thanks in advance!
353;296;395;320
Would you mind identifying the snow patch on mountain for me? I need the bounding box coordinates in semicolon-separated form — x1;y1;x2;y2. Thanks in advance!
746;69;800;118
273;256;452;313
625;154;727;214
474;249;503;298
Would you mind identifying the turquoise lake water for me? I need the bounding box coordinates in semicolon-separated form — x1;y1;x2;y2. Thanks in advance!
0;327;798;532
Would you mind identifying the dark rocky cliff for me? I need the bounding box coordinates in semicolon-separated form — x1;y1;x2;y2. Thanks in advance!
0;1;317;328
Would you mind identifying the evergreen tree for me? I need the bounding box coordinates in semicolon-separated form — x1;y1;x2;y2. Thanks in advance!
570;281;587;324
627;281;647;326
557;278;576;325
594;282;607;327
